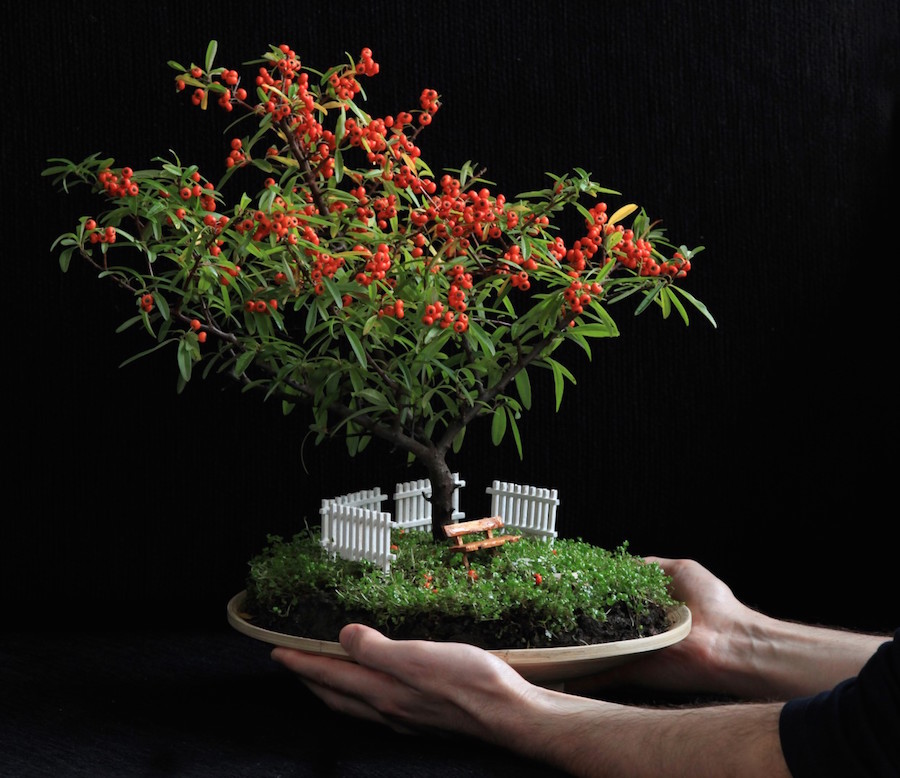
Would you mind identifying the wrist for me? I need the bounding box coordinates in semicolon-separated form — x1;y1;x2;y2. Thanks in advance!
716;609;886;700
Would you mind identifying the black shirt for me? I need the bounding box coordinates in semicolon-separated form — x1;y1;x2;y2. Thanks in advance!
779;629;900;776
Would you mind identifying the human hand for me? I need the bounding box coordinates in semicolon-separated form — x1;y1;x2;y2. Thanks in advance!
567;556;756;696
271;622;543;739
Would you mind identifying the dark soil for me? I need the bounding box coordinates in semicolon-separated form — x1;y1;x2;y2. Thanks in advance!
241;588;675;650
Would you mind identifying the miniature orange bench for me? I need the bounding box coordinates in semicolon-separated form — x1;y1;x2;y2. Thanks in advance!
443;516;521;567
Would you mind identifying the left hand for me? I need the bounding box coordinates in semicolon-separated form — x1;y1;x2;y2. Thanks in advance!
271;622;540;737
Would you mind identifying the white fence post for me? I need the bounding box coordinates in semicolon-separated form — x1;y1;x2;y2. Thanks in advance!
485;480;559;541
393;473;466;532
320;487;388;548
321;503;397;573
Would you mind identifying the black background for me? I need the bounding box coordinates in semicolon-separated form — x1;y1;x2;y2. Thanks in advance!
4;0;897;637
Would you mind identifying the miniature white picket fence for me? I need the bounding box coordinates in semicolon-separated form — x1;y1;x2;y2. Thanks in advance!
393;473;466;532
319;487;394;571
319;477;558;571
319;502;397;573
319;487;387;544
486;480;559;541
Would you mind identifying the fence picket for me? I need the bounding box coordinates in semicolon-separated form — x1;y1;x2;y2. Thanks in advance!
393;473;466;532
485;480;559;540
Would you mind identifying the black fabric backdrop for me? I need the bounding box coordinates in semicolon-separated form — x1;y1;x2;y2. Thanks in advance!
3;0;897;636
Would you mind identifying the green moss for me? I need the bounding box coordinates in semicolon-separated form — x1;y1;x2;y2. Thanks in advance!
244;528;678;645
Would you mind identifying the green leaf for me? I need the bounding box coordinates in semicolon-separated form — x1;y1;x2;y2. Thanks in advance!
452;425;466;454
177;339;193;382
506;406;523;459
669;286;718;328
571;322;616;339
548;359;576;412
234;349;256;376
514;368;532;410
204;40;218;72
634;281;666;316
491;405;507;446
465;319;495;356
59;246;75;272
354;388;397;412
345;329;368;368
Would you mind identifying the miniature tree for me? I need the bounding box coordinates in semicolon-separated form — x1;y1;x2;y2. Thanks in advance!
46;42;714;543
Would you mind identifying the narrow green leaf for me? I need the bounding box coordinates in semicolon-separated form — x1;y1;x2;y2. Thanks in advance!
465;319;495;356
514;369;532;410
177;339;193;381
506;406;523;459
345;329;368;368
491;405;507;446
205;40;218;72
669;286;718;328
634;282;665;316
552;364;564;411
571;322;615;338
235;349;256;376
452;426;466;454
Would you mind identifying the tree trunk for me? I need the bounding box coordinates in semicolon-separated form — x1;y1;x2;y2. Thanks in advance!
420;451;457;544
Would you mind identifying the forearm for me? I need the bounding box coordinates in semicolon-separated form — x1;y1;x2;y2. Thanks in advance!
715;610;888;700
511;689;791;778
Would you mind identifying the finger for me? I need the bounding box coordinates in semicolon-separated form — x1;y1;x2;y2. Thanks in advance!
271;646;375;694
300;678;416;734
338;623;522;693
272;647;420;730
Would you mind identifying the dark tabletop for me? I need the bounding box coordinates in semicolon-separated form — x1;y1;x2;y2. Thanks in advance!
1;626;576;777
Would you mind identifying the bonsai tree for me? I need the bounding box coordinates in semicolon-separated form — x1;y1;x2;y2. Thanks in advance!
46;42;714;543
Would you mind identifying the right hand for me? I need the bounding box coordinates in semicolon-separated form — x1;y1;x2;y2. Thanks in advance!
567;556;755;696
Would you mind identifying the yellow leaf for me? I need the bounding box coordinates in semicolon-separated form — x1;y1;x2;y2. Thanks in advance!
608;203;638;225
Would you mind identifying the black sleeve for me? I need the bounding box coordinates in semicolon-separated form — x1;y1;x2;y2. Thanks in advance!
778;629;900;777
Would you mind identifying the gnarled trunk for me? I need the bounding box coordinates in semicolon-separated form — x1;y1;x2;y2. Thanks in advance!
419;451;457;544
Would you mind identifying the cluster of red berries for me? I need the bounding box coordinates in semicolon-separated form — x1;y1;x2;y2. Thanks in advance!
563;279;604;319
566;203;607;274
500;244;539;290
177;65;247;113
327;66;363;101
244;298;278;315
418;88;440;126
98;167;139;198
218;264;241;286
309;252;345;296
354;244;392;287
233;196;316;243
225;138;246;168
420;301;469;333
341;111;432;187
189;318;207;343
446;263;473;311
354;47;379;77
424;180;511;257
214;68;246;112
139;293;154;313
377;298;405;319
83;218;117;244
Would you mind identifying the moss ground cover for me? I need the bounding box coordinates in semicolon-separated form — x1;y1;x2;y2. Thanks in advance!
243;529;679;649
